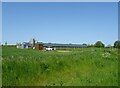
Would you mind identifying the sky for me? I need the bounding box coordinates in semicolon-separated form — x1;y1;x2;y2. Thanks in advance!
2;0;120;2
2;2;118;45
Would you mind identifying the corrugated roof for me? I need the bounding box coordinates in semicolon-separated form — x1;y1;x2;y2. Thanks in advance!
42;43;87;48
21;42;87;48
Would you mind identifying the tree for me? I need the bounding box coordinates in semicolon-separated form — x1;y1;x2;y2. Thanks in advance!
5;41;7;46
114;41;120;49
82;43;87;46
94;41;105;48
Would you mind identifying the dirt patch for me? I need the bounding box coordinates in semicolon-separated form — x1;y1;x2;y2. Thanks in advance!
57;50;72;52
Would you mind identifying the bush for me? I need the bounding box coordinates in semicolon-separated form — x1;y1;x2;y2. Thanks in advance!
94;41;105;48
114;41;120;49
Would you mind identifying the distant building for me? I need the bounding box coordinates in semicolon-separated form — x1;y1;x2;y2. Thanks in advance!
16;39;87;50
16;38;36;49
35;43;43;50
16;42;32;49
29;38;36;47
42;43;87;48
16;43;22;48
22;42;32;48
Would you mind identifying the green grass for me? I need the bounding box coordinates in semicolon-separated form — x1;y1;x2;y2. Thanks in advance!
2;46;118;86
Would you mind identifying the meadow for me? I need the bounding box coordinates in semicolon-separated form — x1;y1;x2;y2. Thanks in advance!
2;46;118;86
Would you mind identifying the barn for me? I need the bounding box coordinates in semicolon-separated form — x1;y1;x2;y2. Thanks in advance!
35;43;43;50
16;39;87;50
42;43;87;48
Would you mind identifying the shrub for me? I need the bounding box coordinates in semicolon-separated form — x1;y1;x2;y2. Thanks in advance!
114;41;120;49
94;41;105;48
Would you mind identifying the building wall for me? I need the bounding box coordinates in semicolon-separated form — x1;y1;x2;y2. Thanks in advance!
35;44;43;50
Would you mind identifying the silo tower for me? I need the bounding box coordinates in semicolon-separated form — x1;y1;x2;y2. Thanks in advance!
29;38;36;47
33;38;35;47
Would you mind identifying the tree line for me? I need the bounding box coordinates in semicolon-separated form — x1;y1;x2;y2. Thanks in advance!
83;40;120;49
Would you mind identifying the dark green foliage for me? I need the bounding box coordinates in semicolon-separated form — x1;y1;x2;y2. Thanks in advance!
114;40;120;49
94;41;105;48
5;42;7;46
40;63;50;73
82;43;87;46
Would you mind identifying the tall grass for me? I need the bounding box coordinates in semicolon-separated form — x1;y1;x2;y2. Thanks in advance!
2;46;118;86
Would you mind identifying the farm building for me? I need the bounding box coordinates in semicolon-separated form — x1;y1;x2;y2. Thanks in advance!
16;38;36;49
42;43;87;48
35;43;43;50
16;42;32;49
16;39;87;50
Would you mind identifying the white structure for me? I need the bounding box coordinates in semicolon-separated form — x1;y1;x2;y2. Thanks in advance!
16;42;31;49
45;47;56;51
29;38;36;46
46;47;53;51
16;43;22;49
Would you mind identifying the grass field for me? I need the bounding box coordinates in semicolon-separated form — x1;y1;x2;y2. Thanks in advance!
2;46;118;86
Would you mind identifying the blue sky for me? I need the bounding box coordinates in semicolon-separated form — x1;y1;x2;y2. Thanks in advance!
2;2;118;45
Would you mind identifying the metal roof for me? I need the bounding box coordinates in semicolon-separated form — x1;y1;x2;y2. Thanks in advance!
21;42;87;48
22;42;31;46
42;43;87;48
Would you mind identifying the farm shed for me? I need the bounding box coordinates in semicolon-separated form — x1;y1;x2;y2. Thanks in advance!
42;43;87;48
22;42;32;48
16;42;32;49
35;43;43;50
